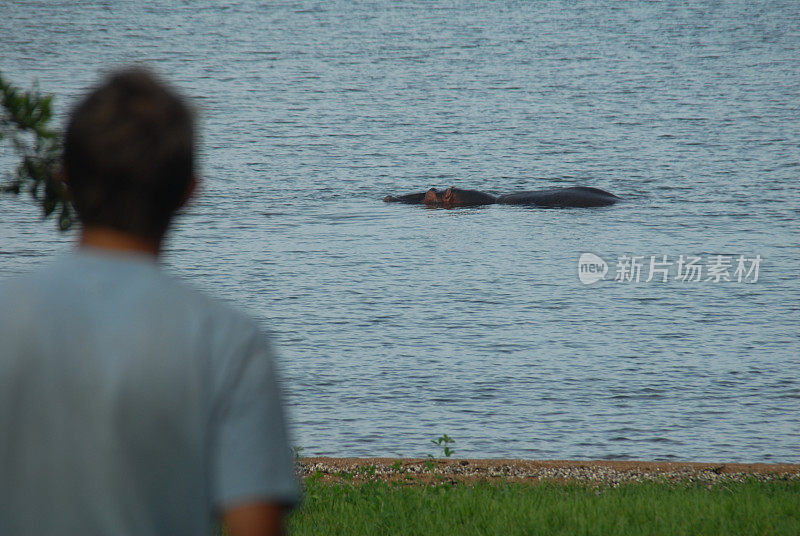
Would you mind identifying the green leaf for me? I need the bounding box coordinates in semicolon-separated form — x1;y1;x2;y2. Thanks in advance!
1;72;72;231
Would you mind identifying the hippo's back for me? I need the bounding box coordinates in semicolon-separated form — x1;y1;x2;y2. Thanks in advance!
497;187;620;207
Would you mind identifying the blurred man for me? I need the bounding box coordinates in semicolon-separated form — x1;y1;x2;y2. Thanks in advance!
0;68;298;535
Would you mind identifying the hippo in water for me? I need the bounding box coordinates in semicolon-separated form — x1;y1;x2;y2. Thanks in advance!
383;186;620;208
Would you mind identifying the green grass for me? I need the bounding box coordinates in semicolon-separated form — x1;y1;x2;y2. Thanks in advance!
286;479;800;535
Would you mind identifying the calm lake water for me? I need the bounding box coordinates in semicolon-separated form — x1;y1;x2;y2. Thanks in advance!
1;1;798;462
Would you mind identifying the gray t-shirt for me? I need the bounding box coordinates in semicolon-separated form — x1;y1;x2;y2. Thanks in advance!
0;249;298;535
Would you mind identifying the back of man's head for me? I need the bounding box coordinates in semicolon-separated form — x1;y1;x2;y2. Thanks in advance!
64;67;195;241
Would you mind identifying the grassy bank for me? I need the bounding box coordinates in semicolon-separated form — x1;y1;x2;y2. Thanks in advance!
287;478;799;535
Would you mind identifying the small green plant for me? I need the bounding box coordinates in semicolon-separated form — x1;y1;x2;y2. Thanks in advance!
291;445;305;460
424;459;436;472
431;433;455;458
1;73;73;230
392;460;402;472
305;470;322;485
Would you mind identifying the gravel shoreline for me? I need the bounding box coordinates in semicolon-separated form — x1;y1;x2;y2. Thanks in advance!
299;457;800;486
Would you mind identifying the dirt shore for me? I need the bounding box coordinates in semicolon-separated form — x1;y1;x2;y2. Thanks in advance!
299;457;800;485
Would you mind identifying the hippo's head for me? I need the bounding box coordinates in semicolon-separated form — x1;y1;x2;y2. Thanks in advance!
443;187;497;207
424;188;445;206
442;187;460;208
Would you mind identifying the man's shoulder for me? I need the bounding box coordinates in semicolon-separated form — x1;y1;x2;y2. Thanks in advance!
0;252;265;340
0;259;66;321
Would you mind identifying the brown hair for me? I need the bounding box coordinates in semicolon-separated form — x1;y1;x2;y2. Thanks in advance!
64;67;195;240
